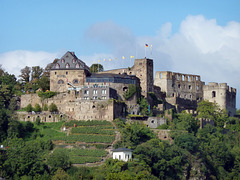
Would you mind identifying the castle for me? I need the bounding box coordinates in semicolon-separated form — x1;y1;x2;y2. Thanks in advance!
19;51;237;122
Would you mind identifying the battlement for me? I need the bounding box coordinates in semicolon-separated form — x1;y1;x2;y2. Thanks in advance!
204;82;237;94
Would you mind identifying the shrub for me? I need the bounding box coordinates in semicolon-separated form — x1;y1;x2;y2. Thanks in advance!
34;103;42;112
123;84;136;100
37;91;57;99
43;104;48;111
49;103;58;112
36;117;41;125
26;104;33;112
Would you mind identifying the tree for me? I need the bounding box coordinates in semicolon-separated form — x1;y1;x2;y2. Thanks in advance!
34;104;42;113
43;104;48;111
175;112;199;134
52;168;70;180
139;98;150;116
38;76;50;92
49;103;58;112
26;104;33;112
31;66;43;80
19;66;31;83
197;100;228;128
118;122;156;149
47;149;71;172
90;64;104;73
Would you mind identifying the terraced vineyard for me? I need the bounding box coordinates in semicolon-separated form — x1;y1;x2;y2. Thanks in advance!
52;120;116;164
53;148;107;164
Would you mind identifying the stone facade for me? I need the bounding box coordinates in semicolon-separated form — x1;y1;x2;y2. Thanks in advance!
98;58;154;98
154;71;204;101
146;117;166;128
203;82;236;116
17;111;65;122
20;92;125;121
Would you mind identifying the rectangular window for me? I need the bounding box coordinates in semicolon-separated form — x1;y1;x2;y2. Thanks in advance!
84;90;89;94
102;89;107;94
93;89;98;94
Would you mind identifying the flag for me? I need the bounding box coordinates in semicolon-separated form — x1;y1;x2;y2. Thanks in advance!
145;44;148;47
109;58;111;61
103;58;105;61
130;56;134;58
122;56;125;59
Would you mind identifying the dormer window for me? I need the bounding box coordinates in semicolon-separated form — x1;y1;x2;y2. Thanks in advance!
66;63;70;68
73;79;79;84
61;59;65;63
75;63;80;68
55;63;60;69
72;59;76;63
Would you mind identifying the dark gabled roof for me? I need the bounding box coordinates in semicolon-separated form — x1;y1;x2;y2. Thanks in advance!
113;148;132;152
51;51;90;71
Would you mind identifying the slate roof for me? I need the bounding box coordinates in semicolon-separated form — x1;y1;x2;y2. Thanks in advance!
89;73;136;79
113;148;133;152
51;51;90;71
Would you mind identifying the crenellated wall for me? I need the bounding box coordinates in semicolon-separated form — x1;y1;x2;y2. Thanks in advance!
203;82;236;116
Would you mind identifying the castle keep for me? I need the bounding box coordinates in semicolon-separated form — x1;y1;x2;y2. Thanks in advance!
20;51;237;122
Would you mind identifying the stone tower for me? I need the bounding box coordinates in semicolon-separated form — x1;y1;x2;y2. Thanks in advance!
203;82;236;116
127;58;154;98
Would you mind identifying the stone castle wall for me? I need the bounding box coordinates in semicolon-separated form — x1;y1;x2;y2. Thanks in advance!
203;82;236;116
20;93;124;121
17;111;65;122
154;71;204;101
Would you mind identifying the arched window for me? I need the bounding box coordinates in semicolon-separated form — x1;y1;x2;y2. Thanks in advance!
58;79;64;84
73;79;79;84
123;87;128;92
75;63;80;68
212;91;216;98
61;59;65;63
72;59;76;63
55;63;60;69
65;63;70;68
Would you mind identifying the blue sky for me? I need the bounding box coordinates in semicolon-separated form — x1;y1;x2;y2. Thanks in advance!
0;0;240;107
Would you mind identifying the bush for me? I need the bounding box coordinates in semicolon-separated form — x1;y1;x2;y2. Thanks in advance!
157;124;168;129
37;91;57;99
123;84;136;100
49;103;58;112
36;117;41;125
43;104;48;111
34;103;42;112
26;104;33;112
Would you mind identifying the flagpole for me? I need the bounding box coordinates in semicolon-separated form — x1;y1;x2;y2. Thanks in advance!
145;46;146;57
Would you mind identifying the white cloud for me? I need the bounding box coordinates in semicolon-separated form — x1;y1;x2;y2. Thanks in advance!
0;50;59;77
